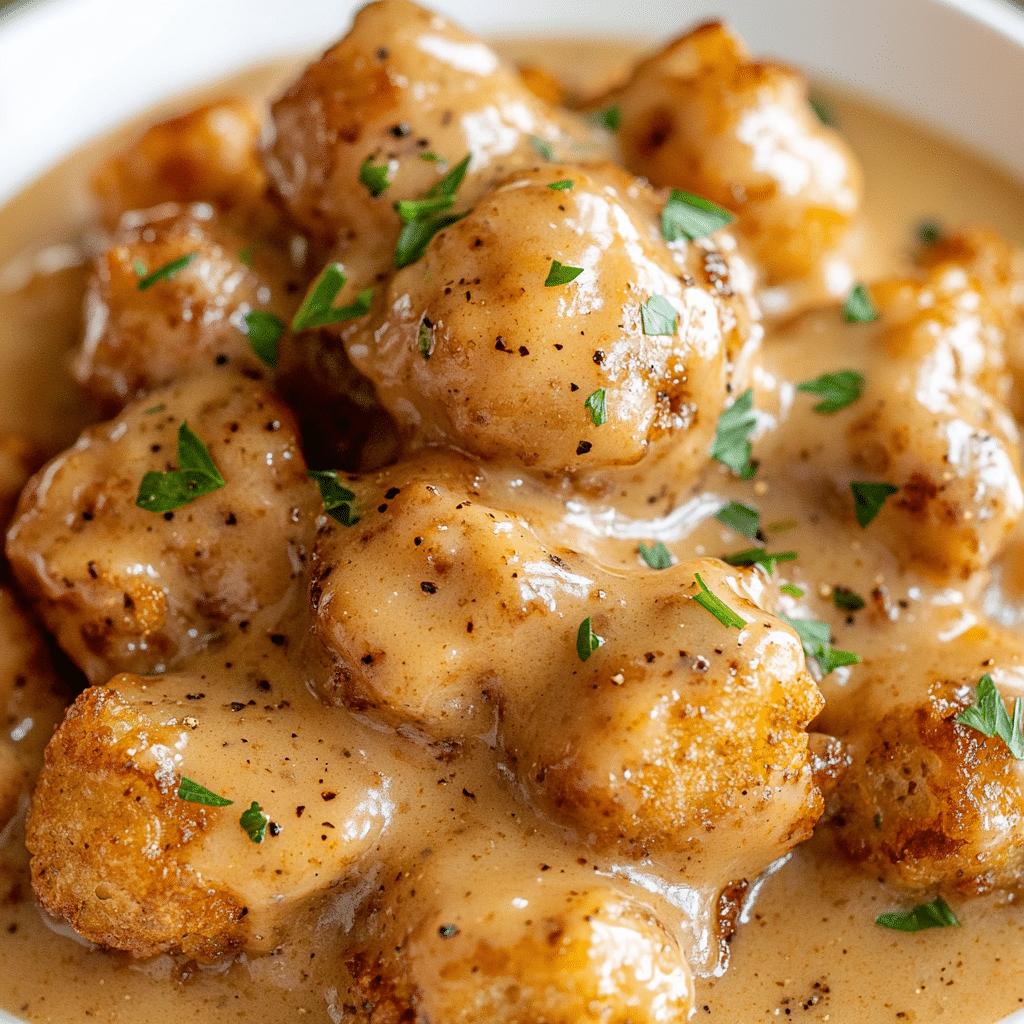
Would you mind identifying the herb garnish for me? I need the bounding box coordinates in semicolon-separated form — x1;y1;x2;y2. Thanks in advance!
722;547;797;575
955;674;1024;759
639;541;673;570
530;135;555;161
842;283;879;323
851;481;898;527
917;220;943;246
711;389;757;478
661;190;734;242
576;616;604;661
417;317;433;359
781;584;804;597
782;615;860;675
588;105;621;132
394;153;471;268
307;470;359;526
876;896;960;932
438;923;460;938
136;421;225;513
239;801;269;844
640;294;678;336
242;310;284;367
808;93;834;126
796;370;865;414
547;179;574;191
545;260;584;287
238;245;255;268
177;777;233;807
693;572;745;629
715;501;760;539
292;263;373;331
832;586;865;612
136;253;197;291
584;388;607;426
359;155;391;197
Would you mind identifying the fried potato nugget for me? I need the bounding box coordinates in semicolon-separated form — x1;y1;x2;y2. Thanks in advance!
607;22;861;287
7;376;320;682
74;205;294;412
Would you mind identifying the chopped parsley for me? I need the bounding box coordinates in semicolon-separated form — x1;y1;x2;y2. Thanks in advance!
547;179;574;191
239;801;269;844
711;389;757;478
242;309;284;367
661;189;734;242
783;615;860;676
292;263;373;331
780;583;804;597
394;153;471;268
530;135;555;161
136;421;225;513
177;777;233;807
417;316;433;358
576;616;604;661
715;501;760;539
722;547;797;575
136;253;196;291
588;105;621;132
640;294;678;336
917;220;943;246
851;481;898;527
307;469;359;526
876;896;960;932
545;259;584;287
808;93;834;126
832;586;865;611
438;923;460;938
638;541;673;570
842;283;879;323
796;370;865;414
955;674;1024;759
238;245;255;268
584;388;607;426
359;155;391;197
693;572;745;629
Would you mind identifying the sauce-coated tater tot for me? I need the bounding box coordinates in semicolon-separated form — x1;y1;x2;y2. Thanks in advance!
7;376;320;683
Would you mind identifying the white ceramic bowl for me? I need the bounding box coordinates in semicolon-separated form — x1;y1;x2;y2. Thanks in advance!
0;1;1022;1022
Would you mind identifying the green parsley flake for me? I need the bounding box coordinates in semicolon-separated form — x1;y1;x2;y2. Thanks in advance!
545;260;584;287
851;481;898;527
796;370;865;414
917;220;943;246
530;135;555;161
715;501;760;539
843;283;879;323
359;155;391;197
178;777;233;807
693;572;745;629
438;924;460;938
133;259;147;277
292;264;373;331
832;586;865;612
639;541;673;570
143;403;166;415
780;584;804;597
238;245;255;268
783;615;860;676
955;674;1024;759
584;388;607;426
394;154;472;268
547;179;574;191
419;151;441;163
136;421;225;513
722;547;797;575
711;389;757;478
418;316;434;359
661;189;734;242
242;309;284;368
640;294;678;336
576;616;604;661
307;470;359;526
876;896;960;932
239;801;269;844
808;93;834;126
588;105;621;132
136;253;197;291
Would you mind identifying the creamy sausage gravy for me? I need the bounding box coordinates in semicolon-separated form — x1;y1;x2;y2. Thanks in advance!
1;12;1023;1024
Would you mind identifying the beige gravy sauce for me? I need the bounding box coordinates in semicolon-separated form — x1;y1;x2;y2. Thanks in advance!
1;34;1024;1024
